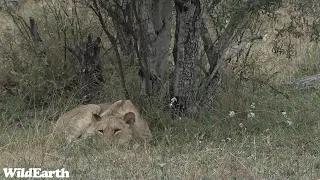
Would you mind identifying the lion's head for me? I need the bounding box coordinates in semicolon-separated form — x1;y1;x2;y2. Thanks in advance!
86;100;152;144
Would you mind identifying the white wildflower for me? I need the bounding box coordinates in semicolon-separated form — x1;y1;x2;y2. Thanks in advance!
250;103;256;109
239;123;244;128
159;163;166;168
133;144;140;149
247;154;254;160
263;34;268;41
281;111;292;126
247;112;255;118
171;97;177;103
227;137;231;141
169;97;178;108
286;120;293;126
229;111;235;117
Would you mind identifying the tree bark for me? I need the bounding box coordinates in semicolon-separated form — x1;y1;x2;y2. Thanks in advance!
134;0;156;96
172;0;202;115
134;0;173;96
153;0;173;83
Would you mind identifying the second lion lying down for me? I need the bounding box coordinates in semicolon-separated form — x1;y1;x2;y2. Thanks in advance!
54;100;152;144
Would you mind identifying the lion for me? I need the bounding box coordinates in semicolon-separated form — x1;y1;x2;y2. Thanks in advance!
53;104;102;142
54;100;152;144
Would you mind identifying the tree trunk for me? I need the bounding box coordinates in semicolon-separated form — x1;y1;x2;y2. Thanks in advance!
153;0;173;83
134;0;173;96
135;0;156;96
172;0;202;115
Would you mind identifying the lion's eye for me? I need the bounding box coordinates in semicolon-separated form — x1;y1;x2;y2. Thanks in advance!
97;130;104;135
113;128;121;134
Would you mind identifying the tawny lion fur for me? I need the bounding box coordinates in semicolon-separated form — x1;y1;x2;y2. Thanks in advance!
54;100;152;144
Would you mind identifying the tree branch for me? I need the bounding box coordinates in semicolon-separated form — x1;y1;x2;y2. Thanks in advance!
90;0;130;99
201;35;262;89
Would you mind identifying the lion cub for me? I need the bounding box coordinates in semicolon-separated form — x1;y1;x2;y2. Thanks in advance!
54;100;152;144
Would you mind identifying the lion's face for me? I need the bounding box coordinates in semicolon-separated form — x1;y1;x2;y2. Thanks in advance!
86;112;136;145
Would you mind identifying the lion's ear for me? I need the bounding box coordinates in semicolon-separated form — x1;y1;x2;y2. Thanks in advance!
123;112;135;125
93;113;101;121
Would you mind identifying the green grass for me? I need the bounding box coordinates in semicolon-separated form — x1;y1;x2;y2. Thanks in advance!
1;87;320;179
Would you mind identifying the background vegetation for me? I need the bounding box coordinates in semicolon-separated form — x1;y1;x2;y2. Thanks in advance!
1;0;320;179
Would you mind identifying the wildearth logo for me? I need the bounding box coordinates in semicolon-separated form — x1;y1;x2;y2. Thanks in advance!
3;168;69;178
